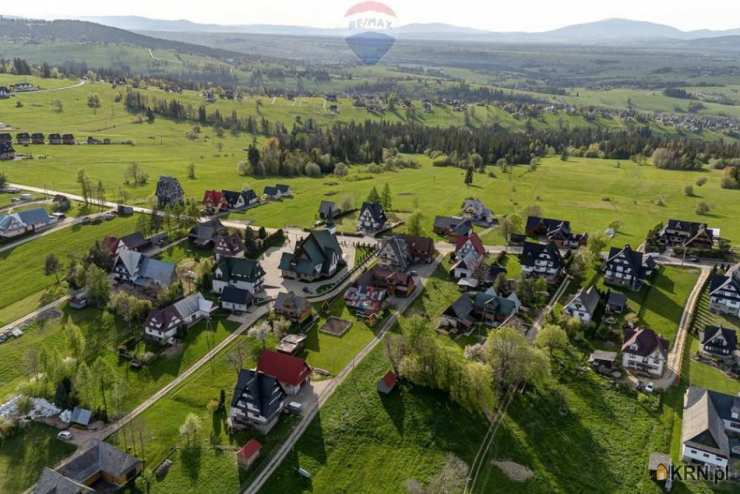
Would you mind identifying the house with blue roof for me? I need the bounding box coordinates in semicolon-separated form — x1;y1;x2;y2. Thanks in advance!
112;247;177;289
0;208;56;240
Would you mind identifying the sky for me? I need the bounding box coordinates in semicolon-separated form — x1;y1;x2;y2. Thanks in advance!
4;0;740;32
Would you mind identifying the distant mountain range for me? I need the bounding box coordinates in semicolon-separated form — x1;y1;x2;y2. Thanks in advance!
76;16;740;44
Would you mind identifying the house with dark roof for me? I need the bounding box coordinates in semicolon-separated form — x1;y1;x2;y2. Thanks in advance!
440;288;521;332
276;184;292;196
220;285;253;313
0;142;14;160
526;216;587;249
113;248;176;289
155;176;185;208
362;265;417;298
223;189;258;210
263;185;291;200
700;326;738;363
520;242;563;282
564;286;601;324
144;292;215;345
16;132;30;145
0;208;56;240
0;133;10;144
0;87;9;99
318;200;340;220
274;292;312;323
213;257;265;294
36;440;142;493
279;229;344;281
621;327;668;376
461;199;495;226
189;218;226;248
214;233;245;259
709;270;740;318
31;133;45;144
230;369;286;434
357;201;388;233
658;219;717;250
604;245;656;291
62;134;76;145
118;232;151;252
606;290;628;314
433;216;473;240
681;387;740;469
258;350;311;396
202;190;227;211
48;133;63;145
377;235;434;272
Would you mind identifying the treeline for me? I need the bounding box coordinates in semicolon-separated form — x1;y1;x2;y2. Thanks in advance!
124;90;740;168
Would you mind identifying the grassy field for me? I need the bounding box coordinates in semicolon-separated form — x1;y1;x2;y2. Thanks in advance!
0;423;76;494
0;75;738;247
0;215;139;317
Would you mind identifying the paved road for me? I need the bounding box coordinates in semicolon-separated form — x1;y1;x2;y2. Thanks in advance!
0;296;69;333
30;79;87;94
242;256;442;494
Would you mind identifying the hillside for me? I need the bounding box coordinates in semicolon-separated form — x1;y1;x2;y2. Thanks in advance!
0;18;245;60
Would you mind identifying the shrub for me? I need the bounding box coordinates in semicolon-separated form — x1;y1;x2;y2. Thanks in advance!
684;185;694;197
696;201;711;215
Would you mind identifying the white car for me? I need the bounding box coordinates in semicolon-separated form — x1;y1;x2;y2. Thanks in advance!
644;382;655;393
57;431;73;441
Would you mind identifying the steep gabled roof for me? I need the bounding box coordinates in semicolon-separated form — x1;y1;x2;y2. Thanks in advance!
257;350;311;386
217;257;265;283
455;233;485;257
682;387;731;459
701;326;738;352
566;286;601;315
34;468;94;494
58;440;141;483
359;201;387;225
231;369;285;420
275;292;310;313
221;285;253;306
520;242;562;268
622;327;668;358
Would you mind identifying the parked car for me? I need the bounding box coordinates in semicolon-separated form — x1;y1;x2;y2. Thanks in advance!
287;401;303;416
80;216;92;225
57;431;73;441
644;382;655;393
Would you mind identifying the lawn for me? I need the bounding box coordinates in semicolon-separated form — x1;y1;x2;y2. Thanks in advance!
0;215;139;314
302;298;378;376
0;423;75;494
683;282;740;396
108;332;300;494
594;266;700;345
258;338;693;494
0;305;239;409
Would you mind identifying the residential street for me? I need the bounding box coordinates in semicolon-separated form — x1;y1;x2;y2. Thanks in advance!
242;256;442;494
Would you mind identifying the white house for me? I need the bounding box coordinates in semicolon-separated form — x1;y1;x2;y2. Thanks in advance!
144;292;214;345
681;387;740;470
357;201;388;233
520;242;563;282
621;327;668;377
212;257;266;295
709;270;740;318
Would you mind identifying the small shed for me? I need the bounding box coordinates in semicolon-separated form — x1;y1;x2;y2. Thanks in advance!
647;452;672;486
377;371;398;394
277;334;308;355
237;439;262;470
69;407;92;428
588;351;618;369
607;291;628;314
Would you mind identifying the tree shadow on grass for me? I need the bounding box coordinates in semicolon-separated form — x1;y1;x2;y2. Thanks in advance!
378;384;405;435
179;446;203;483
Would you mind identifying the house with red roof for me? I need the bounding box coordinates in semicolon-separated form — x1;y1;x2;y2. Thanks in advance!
377;371;398;394
202;190;227;212
237;439;262;469
257;350;311;395
451;233;486;281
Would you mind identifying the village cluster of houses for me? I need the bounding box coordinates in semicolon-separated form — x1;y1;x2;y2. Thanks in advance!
0;132;77;160
343;234;435;320
200;184;293;214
